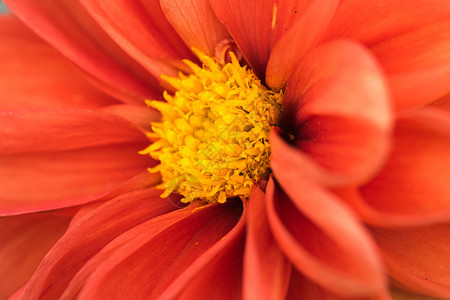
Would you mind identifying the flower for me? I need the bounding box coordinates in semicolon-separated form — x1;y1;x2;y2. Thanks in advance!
1;0;450;299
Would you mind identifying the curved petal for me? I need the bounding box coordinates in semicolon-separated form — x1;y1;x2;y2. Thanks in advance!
67;200;243;299
286;269;390;300
100;104;160;132
0;109;148;154
0;213;70;299
266;178;386;298
243;186;291;300
209;0;313;79
266;0;339;89
282;40;392;184
160;0;231;57
0;15;116;110
372;224;450;299
79;0;194;81
389;286;437;300
371;21;450;111
325;0;450;47
5;0;163;103
0;142;153;215
20;189;176;299
360;108;450;223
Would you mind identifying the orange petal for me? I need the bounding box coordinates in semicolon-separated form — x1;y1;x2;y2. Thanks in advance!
0;142;153;215
371;21;450;111
372;224;450;298
325;0;450;47
0;109;147;154
19;189;176;299
0;213;70;299
209;0;313;79
266;178;386;298
286;269;390;300
79;0;194;80
266;0;339;89
160;0;231;57
243;186;291;300
67;200;244;299
0;15;116;110
360;108;450;224
5;0;163;103
282;40;391;184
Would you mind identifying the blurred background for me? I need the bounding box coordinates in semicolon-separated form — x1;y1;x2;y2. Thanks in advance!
0;1;9;14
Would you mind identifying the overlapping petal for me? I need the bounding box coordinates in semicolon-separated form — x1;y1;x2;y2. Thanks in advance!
18;189;176;299
160;0;231;57
372;224;450;299
70;200;243;299
0;213;70;299
266;179;386;298
281;40;391;184
4;0;163;103
266;0;339;89
0;143;153;215
209;0;314;79
0;15;116;110
243;186;291;300
359;108;450;223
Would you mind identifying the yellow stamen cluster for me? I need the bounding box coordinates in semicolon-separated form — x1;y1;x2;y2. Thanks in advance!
141;51;283;203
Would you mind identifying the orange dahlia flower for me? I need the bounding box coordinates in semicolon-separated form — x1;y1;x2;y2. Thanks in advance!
1;0;450;299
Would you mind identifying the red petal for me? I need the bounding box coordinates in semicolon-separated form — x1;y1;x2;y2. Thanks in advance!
360;108;450;224
66;200;244;299
266;178;386;298
243;186;291;300
160;0;231;57
0;15;116;110
266;0;339;89
371;21;450;111
0;109;147;154
282;40;391;184
209;0;313;79
79;0;194;80
5;0;163;103
0;213;70;299
0;143;153;215
372;224;450;298
20;189;176;299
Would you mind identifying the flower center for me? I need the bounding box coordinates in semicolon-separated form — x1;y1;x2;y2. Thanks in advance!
141;51;283;204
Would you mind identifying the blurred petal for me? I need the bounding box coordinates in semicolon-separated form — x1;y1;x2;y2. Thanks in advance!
0;109;147;154
160;0;231;57
371;21;450;111
372;225;450;299
0;213;70;299
325;0;450;46
20;189;176;299
286;269;389;300
243;186;291;300
266;0;339;89
282;40;391;184
266;178;386;298
0;15;116;110
0;143;153;215
360;108;450;223
5;0;163;103
68;200;243;299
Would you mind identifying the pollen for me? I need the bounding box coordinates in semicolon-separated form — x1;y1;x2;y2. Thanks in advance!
140;50;283;204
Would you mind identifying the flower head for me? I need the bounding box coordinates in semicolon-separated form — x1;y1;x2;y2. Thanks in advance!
1;0;450;299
